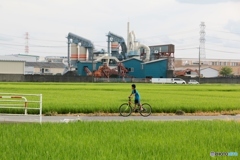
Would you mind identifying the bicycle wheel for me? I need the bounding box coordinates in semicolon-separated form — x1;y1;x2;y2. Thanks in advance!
119;103;132;117
140;103;152;117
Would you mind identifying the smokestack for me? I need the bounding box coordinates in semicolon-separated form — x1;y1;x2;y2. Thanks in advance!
127;22;129;51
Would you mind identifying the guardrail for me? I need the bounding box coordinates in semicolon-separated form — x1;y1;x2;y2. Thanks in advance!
0;93;42;123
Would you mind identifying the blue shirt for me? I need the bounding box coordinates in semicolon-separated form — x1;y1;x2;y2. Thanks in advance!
132;89;140;100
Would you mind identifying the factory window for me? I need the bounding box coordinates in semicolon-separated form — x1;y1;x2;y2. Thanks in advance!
101;59;107;63
109;59;117;66
128;67;134;72
45;69;50;73
40;68;44;73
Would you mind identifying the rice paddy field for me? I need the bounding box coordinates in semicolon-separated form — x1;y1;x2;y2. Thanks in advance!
1;83;240;159
0;82;240;114
0;121;239;160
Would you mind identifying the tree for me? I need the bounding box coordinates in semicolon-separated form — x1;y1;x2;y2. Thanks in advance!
219;66;233;77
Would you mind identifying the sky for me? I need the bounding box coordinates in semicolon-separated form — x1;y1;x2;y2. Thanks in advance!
0;0;240;59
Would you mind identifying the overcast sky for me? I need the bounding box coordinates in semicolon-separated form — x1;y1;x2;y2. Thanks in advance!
0;0;240;59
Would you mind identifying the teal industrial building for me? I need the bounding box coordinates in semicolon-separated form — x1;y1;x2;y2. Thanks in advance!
77;61;102;76
76;58;168;78
121;58;168;78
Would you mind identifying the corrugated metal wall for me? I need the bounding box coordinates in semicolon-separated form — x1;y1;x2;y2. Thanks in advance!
77;61;102;76
122;58;168;78
122;59;144;78
0;61;25;74
143;59;168;78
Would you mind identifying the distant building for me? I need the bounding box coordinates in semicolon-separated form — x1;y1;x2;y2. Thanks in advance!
175;58;240;77
45;56;68;66
25;62;66;75
201;67;219;78
5;54;39;62
0;60;25;74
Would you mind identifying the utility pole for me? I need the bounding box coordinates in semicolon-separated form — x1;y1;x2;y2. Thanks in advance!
67;38;71;71
25;32;29;54
199;22;206;83
92;49;94;83
200;22;206;59
198;46;201;83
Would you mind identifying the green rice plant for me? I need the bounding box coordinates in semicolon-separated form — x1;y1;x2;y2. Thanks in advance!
0;121;239;160
0;82;240;114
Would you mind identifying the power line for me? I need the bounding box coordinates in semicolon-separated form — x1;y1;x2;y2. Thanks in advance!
0;47;66;54
0;33;67;43
29;37;66;43
0;42;66;48
0;33;24;39
205;48;240;54
206;35;240;42
176;47;198;50
205;42;240;50
175;47;240;54
137;28;199;39
207;29;240;35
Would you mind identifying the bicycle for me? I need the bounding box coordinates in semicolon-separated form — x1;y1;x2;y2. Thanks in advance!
119;97;152;117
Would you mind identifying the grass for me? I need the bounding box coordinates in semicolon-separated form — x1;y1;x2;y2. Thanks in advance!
0;82;240;114
0;121;239;160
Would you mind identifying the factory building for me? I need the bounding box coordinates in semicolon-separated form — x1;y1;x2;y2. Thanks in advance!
122;58;168;78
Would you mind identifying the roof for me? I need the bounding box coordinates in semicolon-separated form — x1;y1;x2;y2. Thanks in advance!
14;54;40;58
201;67;219;71
25;62;66;68
175;58;240;61
0;55;40;62
174;68;199;76
142;58;167;64
175;66;219;71
148;44;174;47
120;57;143;63
0;59;25;62
0;56;26;61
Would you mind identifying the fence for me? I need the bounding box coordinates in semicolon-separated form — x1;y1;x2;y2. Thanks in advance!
0;93;42;123
1;74;240;83
94;78;151;83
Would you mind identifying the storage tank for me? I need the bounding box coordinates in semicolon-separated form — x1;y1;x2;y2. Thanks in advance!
78;46;87;61
111;42;119;52
70;43;78;67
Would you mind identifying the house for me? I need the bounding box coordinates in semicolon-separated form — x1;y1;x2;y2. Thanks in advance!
175;66;219;78
175;68;199;77
201;67;219;78
175;58;240;76
25;62;66;75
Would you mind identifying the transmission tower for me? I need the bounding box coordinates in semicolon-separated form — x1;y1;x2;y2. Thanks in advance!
199;22;206;59
25;32;29;54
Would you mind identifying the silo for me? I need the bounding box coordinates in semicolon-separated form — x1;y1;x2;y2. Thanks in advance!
111;42;119;52
70;43;78;67
78;46;87;61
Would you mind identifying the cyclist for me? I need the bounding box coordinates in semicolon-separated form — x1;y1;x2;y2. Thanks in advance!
129;84;143;112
